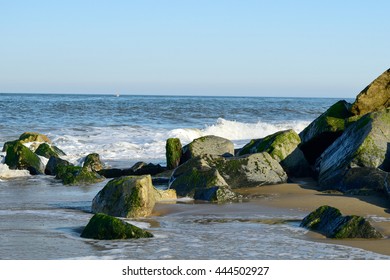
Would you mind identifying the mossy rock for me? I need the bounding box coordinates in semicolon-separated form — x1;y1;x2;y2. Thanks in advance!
18;132;52;144
351;68;390;116
83;153;103;172
45;156;72;176
35;143;66;159
166;138;182;169
238;129;311;177
340;167;390;193
92;175;175;218
56;165;104;185
317;108;390;188
300;205;382;239
299;100;353;164
181;135;234;163
80;213;153;240
4;141;45;175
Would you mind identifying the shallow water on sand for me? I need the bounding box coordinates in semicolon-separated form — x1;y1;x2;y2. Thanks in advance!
0;176;388;260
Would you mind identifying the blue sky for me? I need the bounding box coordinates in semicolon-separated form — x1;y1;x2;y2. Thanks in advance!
0;1;388;97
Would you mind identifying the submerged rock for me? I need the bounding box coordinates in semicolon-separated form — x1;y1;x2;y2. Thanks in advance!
80;213;153;240
317;108;390;188
350;68;390;116
130;162;166;176
300;205;383;239
166;138;182;169
238;129;310;177
181;135;234;163
4;141;45;175
92;175;176;218
299;100;353;164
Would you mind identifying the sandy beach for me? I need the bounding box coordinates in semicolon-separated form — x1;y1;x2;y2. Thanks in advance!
153;179;390;257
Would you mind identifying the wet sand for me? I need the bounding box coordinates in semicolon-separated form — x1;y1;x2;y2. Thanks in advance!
236;180;390;256
154;179;390;257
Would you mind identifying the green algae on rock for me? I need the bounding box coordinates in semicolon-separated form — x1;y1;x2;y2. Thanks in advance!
35;143;66;159
4;141;45;175
56;165;104;185
317;108;390;188
166;138;182;169
80;213;153;240
237;129;310;177
92;175;177;218
18;132;52;144
299;100;353;164
83;153;103;172
350;68;390;116
300;205;383;239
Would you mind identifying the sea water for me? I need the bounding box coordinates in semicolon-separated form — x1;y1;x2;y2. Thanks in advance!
0;93;388;259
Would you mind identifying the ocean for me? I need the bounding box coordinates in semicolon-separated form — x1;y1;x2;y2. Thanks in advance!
0;93;388;259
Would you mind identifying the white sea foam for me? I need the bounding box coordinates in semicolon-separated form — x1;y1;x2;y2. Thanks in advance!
0;163;30;179
44;118;311;166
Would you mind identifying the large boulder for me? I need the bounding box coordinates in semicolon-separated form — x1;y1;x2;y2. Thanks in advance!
169;153;287;199
317;108;390;188
92;175;177;218
4;141;45;175
238;129;310;177
166;138;182;169
350;68;390;116
35;143;66;159
181;135;234;163
168;155;236;201
300;205;383;239
80;213;153;240
299;100;353;164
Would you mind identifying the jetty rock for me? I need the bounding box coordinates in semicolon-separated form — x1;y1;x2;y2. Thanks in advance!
166;137;182;170
169;153;287;200
340;167;390;195
80;213;153;240
181;135;234;164
300;205;383;239
45;156;72;176
82;153;103;172
55;153;104;185
350;68;390;116
317;108;390;189
35;143;66;159
92;175;177;218
299;100;353;164
4;141;45;175
237;129;310;177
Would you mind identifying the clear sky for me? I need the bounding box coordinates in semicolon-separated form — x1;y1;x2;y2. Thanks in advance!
0;0;388;97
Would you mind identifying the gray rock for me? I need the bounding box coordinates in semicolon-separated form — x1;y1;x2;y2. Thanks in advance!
317;108;390;188
83;153;103;172
169;153;287;200
238;129;311;177
340;167;390;194
181;135;234;163
300;205;383;239
351;68;390;116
